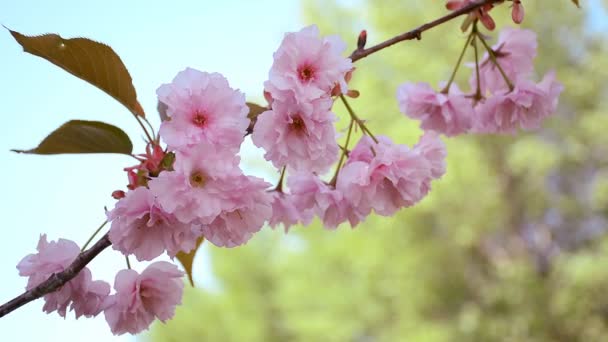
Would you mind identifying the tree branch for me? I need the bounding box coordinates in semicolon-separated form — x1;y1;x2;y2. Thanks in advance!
349;0;502;62
0;234;112;318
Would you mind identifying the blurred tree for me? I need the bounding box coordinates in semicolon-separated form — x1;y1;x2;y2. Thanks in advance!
150;1;608;341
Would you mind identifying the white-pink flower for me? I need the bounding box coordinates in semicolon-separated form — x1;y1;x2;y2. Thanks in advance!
268;190;312;230
157;68;249;151
289;172;365;229
474;71;563;133
149;143;241;224
396;82;473;136
201;175;273;247
265;25;353;101
473;28;538;93
107;187;202;261
337;135;445;217
16;235;110;318
104;261;184;336
252;96;339;173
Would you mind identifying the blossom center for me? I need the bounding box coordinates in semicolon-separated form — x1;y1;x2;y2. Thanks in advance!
192;111;207;127
289;115;306;133
297;64;316;82
189;170;207;188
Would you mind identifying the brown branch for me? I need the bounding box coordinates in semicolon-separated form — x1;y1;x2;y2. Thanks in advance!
349;0;502;62
0;233;112;318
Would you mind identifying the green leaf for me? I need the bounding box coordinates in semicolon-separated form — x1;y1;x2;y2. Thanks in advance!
176;237;205;287
8;29;145;117
12;120;133;155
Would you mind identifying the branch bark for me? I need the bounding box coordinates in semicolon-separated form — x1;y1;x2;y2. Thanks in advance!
349;0;501;62
0;234;112;318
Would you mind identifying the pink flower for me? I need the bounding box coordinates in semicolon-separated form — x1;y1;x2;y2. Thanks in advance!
337;135;445;217
251;96;339;173
268;191;312;230
265;25;353;101
104;261;184;336
148;143;241;224
396;82;473;136
473;28;538;93
201;175;273;247
16;235;110;318
289;172;365;229
413;131;447;180
157;68;249;151
474;71;563;133
107;187;202;261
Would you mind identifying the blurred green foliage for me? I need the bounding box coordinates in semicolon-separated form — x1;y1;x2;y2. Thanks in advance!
150;1;608;341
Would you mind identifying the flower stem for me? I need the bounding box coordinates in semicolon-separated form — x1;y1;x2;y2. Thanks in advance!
475;30;514;91
125;256;131;270
81;220;108;252
330;118;355;186
441;31;474;94
473;32;483;100
134;114;155;144
339;95;378;143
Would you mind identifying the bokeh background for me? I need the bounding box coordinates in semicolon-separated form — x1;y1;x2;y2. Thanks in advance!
2;1;608;341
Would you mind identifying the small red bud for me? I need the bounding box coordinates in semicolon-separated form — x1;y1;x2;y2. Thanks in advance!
112;190;126;200
357;30;367;50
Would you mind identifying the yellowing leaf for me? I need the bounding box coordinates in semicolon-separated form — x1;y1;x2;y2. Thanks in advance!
176;237;205;287
8;29;145;117
246;102;268;134
12;120;133;155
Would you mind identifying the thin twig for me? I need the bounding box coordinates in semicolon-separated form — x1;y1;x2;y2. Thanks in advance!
349;0;501;62
0;234;112;318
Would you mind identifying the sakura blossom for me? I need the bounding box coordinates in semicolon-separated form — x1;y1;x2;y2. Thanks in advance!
268;191;312;230
264;25;353;101
337;135;445;217
104;261;184;335
473;28;538;93
16;235;110;318
157;68;249;151
251;96;339;173
289;172;365;229
201;174;273;247
474;71;563;133
107;187;202;261
396;82;473;136
148;143;242;224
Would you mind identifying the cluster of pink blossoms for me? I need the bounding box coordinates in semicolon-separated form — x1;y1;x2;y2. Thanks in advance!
16;2;565;334
17;235;184;335
397;27;563;136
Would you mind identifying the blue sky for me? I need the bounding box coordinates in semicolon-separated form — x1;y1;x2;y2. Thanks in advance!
0;1;301;341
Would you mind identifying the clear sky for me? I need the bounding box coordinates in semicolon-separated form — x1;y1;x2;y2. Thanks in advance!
0;0;301;341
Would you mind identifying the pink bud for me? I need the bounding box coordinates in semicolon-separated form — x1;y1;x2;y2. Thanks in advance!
512;1;524;24
111;190;126;200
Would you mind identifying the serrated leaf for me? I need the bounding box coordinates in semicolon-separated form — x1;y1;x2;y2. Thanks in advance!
8;29;145;117
176;237;204;287
12;120;133;155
